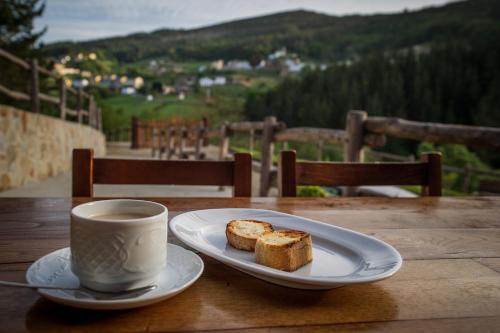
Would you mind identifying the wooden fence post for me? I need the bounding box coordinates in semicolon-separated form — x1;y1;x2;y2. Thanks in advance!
195;121;205;159
87;96;95;128
421;152;442;196
87;97;92;127
249;128;255;152
178;126;188;159
77;88;83;123
202;117;209;146
151;128;158;157
97;107;102;131
219;122;230;161
218;123;231;191
72;149;94;197
131;117;139;149
58;78;66;119
317;141;324;161
260;116;277;196
344;110;368;196
93;98;98;128
166;127;175;159
30;59;40;113
158;129;165;159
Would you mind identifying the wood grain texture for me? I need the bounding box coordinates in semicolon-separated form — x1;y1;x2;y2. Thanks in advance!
344;110;367;164
0;257;499;332
281;151;442;197
73;149;252;197
274;127;347;145
0;83;31;101
0;47;30;69
72;149;93;197
364;116;500;151
233;153;252;197
37;92;59;105
93;158;230;185
296;161;428;186
421;152;442;196
473;258;500;273
359;228;500;260
0;197;498;332
58;78;66;119
201;317;500;333
278;150;297;197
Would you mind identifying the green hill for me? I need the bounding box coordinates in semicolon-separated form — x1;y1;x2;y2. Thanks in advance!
43;0;500;63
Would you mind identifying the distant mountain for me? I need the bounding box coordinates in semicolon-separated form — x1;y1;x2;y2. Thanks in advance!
43;0;500;63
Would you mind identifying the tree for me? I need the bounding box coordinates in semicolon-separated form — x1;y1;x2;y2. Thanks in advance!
0;0;46;55
244;41;500;167
0;0;46;108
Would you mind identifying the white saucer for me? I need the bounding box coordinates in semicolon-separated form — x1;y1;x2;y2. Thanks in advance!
26;244;204;310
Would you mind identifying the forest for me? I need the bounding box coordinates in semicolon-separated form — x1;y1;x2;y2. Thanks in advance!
244;40;500;166
43;0;500;64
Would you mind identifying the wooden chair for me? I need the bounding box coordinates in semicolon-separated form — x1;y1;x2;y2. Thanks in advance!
72;149;252;197
278;150;442;197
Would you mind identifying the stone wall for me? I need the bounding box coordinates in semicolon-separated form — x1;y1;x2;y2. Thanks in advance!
0;105;106;191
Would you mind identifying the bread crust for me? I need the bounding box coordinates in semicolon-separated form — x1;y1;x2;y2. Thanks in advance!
226;219;274;251
255;230;313;271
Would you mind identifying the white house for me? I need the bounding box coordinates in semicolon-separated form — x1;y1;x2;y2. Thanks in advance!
121;87;136;95
211;60;224;71
225;60;252;71
268;47;287;60
149;60;158;69
199;77;214;87
214;76;226;85
199;76;227;87
284;59;305;73
73;79;89;88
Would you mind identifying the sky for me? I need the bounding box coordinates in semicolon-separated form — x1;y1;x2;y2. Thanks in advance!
35;0;458;43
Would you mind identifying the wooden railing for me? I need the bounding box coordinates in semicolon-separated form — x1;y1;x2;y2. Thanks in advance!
130;117;209;160
367;150;500;193
126;109;500;196
364;116;500;150
0;48;102;130
215;111;500;196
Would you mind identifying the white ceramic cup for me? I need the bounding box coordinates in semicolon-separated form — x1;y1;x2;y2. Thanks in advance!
70;199;168;292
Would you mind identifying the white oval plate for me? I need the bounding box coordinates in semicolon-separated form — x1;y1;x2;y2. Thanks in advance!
170;208;402;289
26;244;203;310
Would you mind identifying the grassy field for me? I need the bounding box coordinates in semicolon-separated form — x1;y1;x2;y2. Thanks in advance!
99;85;247;132
100;94;210;130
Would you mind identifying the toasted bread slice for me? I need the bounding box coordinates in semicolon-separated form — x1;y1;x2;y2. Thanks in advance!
255;230;313;272
226;220;274;251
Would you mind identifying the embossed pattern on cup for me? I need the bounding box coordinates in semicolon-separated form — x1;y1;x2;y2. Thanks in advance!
70;200;168;292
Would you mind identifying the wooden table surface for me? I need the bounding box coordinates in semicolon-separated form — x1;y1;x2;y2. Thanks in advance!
0;197;499;333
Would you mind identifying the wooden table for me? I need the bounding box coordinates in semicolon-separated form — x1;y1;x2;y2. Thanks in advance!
0;197;499;332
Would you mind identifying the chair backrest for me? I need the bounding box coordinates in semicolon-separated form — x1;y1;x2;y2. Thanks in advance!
278;150;442;197
72;149;252;197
